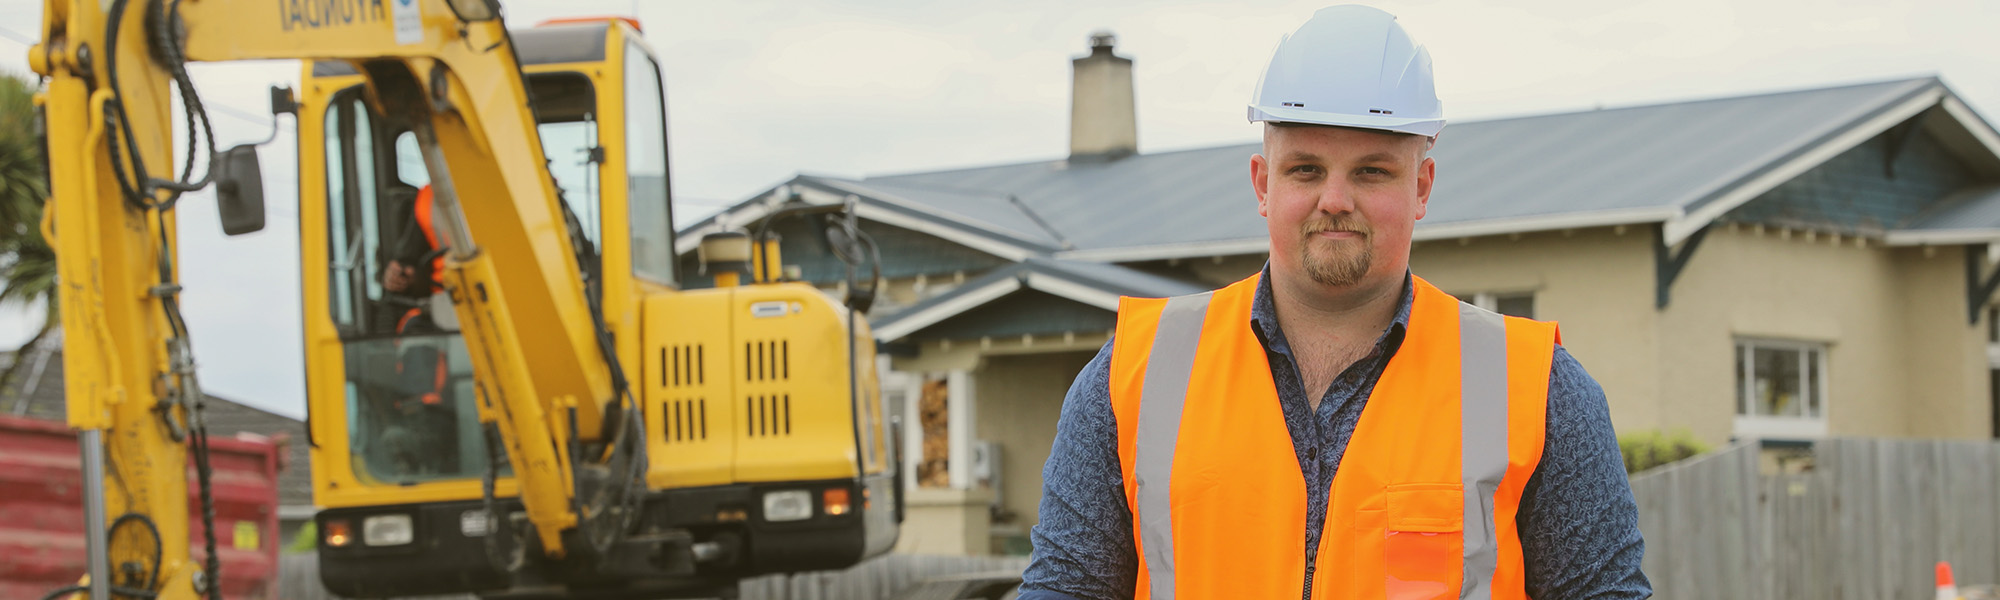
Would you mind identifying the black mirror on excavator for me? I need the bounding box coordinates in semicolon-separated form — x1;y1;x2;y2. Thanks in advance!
270;85;298;115
215;144;266;236
444;0;499;22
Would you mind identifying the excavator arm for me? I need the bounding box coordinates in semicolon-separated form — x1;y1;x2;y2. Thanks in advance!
30;0;638;596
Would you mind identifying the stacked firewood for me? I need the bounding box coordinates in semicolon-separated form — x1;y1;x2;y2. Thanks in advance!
917;379;951;487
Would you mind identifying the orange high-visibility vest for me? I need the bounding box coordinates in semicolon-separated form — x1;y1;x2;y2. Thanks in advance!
413;185;445;287
401;186;449;405
1109;273;1556;599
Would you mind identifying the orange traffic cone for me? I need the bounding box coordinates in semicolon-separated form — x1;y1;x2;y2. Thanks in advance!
1938;562;1963;600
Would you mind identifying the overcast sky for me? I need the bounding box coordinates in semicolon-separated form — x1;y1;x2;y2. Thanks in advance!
0;0;1996;418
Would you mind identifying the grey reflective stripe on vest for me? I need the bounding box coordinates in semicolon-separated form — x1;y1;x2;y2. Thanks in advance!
1458;303;1510;600
1133;292;1213;600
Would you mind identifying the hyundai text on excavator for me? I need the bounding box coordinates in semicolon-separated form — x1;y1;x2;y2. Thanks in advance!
29;0;899;598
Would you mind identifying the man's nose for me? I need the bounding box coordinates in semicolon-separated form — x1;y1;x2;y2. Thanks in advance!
1314;184;1358;215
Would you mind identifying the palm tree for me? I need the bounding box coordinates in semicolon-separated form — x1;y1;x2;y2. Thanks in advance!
0;72;56;399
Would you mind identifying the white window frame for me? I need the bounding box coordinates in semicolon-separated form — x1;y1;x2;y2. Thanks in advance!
1985;305;2000;368
1733;338;1830;439
1458;291;1536;319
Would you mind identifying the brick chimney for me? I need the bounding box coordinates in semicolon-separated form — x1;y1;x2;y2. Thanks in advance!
1069;30;1136;162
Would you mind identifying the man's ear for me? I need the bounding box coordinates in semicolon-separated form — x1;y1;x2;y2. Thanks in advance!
1414;156;1435;221
1252;154;1272;217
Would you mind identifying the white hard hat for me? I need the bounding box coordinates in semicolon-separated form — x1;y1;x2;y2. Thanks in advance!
1247;5;1444;137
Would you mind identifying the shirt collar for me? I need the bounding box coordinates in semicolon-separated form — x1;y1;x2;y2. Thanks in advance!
1248;264;1414;358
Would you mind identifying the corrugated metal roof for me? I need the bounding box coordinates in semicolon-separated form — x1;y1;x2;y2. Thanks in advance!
872;258;1207;340
1017;257;1209;297
805;177;1065;251
790;77;1953;258
857;143;1267;252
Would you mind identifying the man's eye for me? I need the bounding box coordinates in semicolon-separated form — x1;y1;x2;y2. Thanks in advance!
1288;165;1323;176
1356;166;1393;177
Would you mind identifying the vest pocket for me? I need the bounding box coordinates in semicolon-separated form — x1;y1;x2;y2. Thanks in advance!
1384;483;1462;600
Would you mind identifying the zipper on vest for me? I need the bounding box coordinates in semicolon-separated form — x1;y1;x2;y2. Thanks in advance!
1301;544;1315;600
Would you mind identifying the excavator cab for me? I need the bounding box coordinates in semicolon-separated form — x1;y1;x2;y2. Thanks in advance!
308;57;611;487
296;17;897;599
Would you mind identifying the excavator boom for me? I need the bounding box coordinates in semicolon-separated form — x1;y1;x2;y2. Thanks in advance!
31;0;633;596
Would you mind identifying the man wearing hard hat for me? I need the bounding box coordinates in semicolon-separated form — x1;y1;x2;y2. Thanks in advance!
1020;5;1650;599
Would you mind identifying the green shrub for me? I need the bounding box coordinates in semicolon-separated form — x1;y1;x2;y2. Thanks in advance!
286;521;318;554
1618;429;1711;475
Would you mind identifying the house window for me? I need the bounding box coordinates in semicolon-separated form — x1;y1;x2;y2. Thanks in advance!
1453;291;1535;319
1733;338;1829;438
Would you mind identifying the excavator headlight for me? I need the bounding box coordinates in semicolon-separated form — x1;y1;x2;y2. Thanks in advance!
323;519;353;548
762;490;812;522
363;514;415;546
823;488;851;516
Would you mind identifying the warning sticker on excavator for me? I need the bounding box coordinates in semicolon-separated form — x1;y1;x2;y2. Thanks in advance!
390;0;423;44
751;302;789;318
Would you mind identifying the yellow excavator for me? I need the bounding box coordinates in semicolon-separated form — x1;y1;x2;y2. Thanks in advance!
29;0;898;598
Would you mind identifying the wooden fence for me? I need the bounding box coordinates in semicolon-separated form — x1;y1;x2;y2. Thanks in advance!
279;552;1030;599
1633;437;2000;600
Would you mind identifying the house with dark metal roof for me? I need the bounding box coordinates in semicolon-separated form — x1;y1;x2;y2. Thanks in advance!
680;35;2000;555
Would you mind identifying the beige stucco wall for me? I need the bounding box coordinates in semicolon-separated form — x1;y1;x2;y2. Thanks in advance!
1412;224;1991;445
1411;227;1664;436
1665;226;1906;441
895;487;995;555
973;350;1099;531
1655;227;1989;442
1895;245;1993;439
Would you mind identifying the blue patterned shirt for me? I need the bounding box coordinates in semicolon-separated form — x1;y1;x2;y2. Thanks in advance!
1017;270;1650;599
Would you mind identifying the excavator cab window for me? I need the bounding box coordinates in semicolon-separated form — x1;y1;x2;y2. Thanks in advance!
532;72;605;250
323;73;603;484
625;42;675;284
390;73;603;250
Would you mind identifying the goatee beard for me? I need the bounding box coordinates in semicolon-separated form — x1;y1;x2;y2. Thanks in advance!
1303;241;1371;286
1300;217;1371;286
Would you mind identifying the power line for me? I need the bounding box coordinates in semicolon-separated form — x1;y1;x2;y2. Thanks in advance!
202;102;274;127
0;24;34;47
0;24;298;224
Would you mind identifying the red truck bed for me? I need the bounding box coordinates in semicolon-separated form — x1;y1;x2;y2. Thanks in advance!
0;414;282;599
